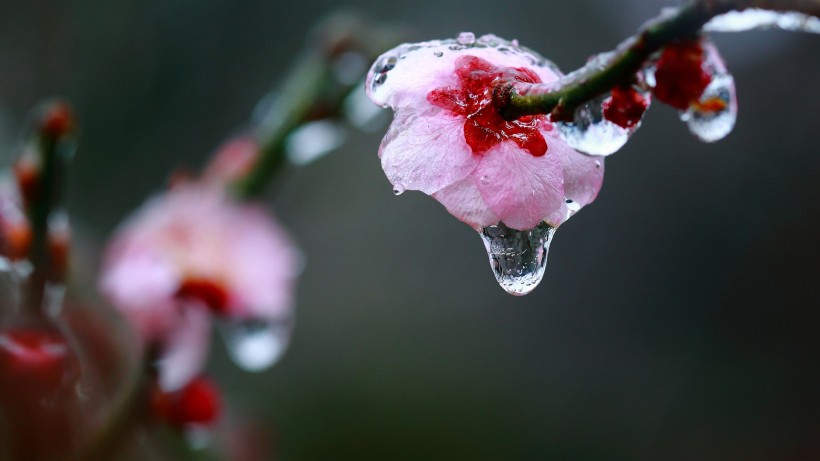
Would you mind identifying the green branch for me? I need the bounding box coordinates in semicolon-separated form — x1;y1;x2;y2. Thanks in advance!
495;0;820;121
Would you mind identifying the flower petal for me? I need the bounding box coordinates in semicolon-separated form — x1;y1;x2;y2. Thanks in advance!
550;134;605;207
379;106;477;194
474;140;566;230
156;305;211;392
432;176;499;230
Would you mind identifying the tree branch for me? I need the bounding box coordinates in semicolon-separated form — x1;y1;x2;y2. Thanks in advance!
495;0;820;121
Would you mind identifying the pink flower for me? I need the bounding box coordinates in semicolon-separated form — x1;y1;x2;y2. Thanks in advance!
366;34;604;231
99;183;300;391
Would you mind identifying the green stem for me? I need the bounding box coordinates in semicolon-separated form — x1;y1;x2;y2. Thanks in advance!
496;0;820;120
231;13;405;199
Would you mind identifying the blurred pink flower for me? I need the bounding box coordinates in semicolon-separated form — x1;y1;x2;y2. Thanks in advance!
99;183;300;391
366;34;604;231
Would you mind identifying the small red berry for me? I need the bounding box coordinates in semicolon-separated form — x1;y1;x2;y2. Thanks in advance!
653;40;712;110
0;327;73;398
152;375;222;427
39;100;74;139
602;85;649;129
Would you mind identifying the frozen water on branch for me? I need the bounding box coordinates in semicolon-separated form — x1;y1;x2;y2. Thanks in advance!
705;9;820;33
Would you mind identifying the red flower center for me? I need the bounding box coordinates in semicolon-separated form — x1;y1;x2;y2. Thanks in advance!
177;277;230;314
427;55;549;157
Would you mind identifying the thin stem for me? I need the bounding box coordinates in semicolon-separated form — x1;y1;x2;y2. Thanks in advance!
231;13;405;199
495;0;820;120
23;102;73;311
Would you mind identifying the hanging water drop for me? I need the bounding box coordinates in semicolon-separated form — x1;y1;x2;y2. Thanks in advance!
564;199;581;219
683;73;737;142
433;51;443;58
479;221;555;296
457;32;476;46
392;184;405;195
219;317;292;372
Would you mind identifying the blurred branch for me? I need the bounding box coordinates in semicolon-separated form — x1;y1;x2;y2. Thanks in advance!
232;12;406;199
495;0;820;121
18;101;75;310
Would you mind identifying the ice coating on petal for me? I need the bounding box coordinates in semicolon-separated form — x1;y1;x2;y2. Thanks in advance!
480;221;555;295
366;34;562;109
705;9;820;33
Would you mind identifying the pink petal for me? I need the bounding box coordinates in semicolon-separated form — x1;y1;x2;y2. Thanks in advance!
549;134;605;207
432;176;499;230
156;305;212;392
474;140;566;230
379;106;477;194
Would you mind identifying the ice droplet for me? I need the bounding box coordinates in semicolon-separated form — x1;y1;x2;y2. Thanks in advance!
220;317;292;372
457;32;476;46
286;120;346;165
564;199;581;219
683;73;737;142
554;95;634;156
433;51;444;58
370;55;398;90
392;184;405;195
479;221;555;296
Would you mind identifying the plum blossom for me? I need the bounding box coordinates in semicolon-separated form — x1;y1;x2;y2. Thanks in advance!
366;34;604;231
99;183;300;391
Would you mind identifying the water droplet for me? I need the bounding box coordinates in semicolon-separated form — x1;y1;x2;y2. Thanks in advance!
564;199;581;219
219;317;292;372
392;184;405;195
479;221;555;296
511;39;520;47
370;55;398;89
594;160;602;169
286;121;347;165
683;73;737;143
433;51;443;58
457;32;476;46
479;175;490;185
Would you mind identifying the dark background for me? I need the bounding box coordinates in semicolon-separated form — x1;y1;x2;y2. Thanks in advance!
1;1;818;459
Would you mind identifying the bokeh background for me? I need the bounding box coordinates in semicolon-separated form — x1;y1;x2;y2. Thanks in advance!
1;0;818;459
